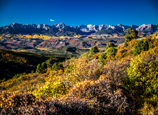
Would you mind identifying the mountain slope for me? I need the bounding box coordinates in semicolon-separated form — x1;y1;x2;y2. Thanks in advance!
0;32;158;114
0;49;48;80
0;23;158;36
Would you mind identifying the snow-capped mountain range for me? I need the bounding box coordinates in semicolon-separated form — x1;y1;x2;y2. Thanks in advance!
0;23;158;36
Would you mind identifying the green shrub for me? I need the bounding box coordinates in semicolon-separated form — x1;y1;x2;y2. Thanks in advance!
52;62;63;71
124;52;158;107
36;62;47;73
130;29;138;38
50;80;69;97
2;78;5;82
31;70;34;74
13;72;26;79
99;53;107;64
133;40;149;56
125;34;133;42
36;64;41;73
90;46;99;53
124;28;138;44
118;46;120;49
106;42;114;50
41;62;47;73
149;43;154;49
35;80;69;97
66;64;73;73
106;47;117;56
124;41;128;47
46;58;56;68
13;74;21;79
143;40;149;51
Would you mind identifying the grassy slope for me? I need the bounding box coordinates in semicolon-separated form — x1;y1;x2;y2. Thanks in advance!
37;46;90;58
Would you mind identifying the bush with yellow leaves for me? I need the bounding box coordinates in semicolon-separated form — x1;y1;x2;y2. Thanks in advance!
123;47;158;111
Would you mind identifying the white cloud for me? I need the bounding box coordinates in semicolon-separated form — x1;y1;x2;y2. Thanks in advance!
50;19;55;21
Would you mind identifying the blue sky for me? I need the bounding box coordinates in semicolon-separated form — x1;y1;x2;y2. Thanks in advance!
0;0;158;27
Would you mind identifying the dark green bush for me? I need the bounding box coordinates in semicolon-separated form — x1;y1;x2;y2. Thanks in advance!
106;47;117;56
149;43;154;49
106;42;114;50
143;40;149;51
133;40;149;56
124;28;138;45
52;62;63;71
36;64;41;73
90;46;99;53
2;78;5;82
36;62;47;73
125;34;133;42
46;58;56;68
130;29;138;38
99;53;107;64
41;62;47;73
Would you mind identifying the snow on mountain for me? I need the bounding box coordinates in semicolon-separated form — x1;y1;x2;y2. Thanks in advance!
0;23;158;36
56;22;66;29
136;24;149;31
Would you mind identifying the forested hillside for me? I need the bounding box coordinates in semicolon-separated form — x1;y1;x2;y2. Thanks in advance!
0;31;158;114
0;50;49;80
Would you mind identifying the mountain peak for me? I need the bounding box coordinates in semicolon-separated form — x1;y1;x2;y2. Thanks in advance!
56;22;66;29
1;23;158;36
8;23;22;28
59;22;65;25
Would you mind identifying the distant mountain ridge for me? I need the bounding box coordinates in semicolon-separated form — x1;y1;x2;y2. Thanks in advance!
0;23;158;36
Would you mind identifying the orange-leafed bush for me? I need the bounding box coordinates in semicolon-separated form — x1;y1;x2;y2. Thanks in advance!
0;92;94;115
66;79;135;114
101;56;132;85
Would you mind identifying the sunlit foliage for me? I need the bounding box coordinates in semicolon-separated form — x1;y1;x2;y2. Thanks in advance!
1;32;158;114
66;79;135;114
122;47;158;113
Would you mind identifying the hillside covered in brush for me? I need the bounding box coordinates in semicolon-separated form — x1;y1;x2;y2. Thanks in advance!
0;49;72;81
0;50;49;80
0;31;158;114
